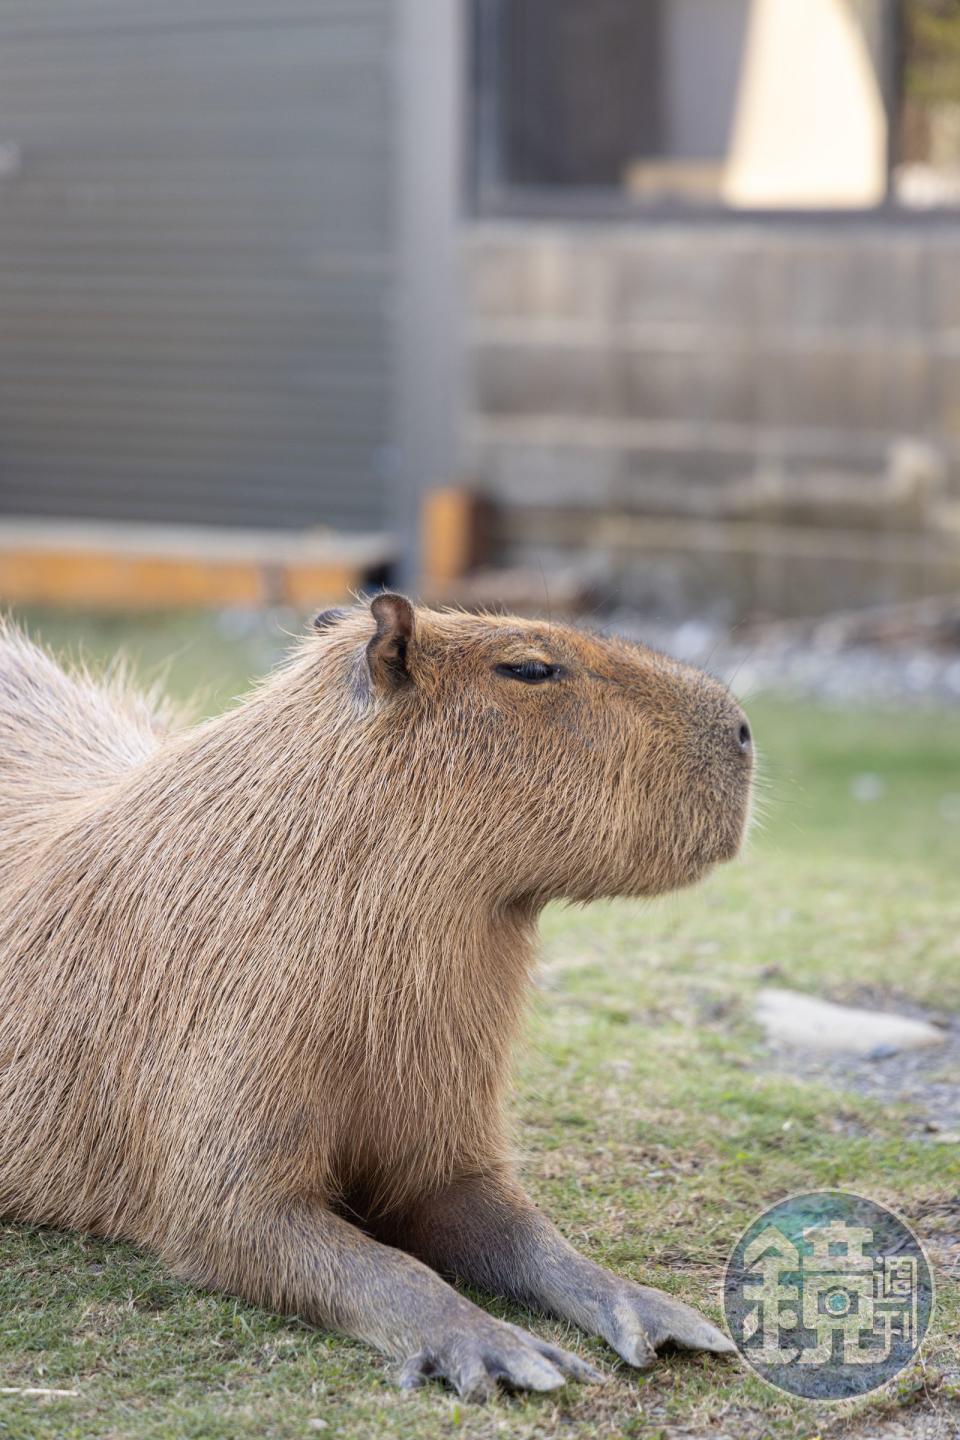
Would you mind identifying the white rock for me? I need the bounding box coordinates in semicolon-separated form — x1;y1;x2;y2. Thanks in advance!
755;988;947;1055
850;772;885;803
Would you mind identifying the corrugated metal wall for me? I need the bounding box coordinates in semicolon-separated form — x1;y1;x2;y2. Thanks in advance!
0;0;396;531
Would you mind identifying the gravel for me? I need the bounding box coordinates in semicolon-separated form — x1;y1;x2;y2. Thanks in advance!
608;613;960;707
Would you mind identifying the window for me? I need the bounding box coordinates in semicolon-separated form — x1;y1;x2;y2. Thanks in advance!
471;0;926;214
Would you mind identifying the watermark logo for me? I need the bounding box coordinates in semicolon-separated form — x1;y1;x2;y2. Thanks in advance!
723;1190;933;1400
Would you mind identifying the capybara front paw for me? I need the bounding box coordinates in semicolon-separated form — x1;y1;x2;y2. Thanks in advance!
397;1317;604;1401
605;1283;736;1370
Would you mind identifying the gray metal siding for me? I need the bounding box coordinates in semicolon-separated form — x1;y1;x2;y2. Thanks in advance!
0;0;396;531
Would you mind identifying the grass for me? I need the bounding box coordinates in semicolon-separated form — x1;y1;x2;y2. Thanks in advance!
1;608;958;1440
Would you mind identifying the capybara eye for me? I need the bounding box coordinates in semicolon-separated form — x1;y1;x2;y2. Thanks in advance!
494;660;559;684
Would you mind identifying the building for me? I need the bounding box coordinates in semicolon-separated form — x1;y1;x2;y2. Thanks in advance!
0;0;456;599
0;0;958;616
465;0;960;616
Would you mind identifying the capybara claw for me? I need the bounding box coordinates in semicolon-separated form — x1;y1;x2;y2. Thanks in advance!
608;1284;736;1369
502;1322;607;1384
398;1349;433;1389
396;1318;600;1400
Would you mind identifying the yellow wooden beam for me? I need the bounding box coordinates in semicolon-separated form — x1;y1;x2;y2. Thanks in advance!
420;487;489;587
0;522;393;610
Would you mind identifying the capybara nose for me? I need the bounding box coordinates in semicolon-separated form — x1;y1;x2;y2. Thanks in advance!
735;718;752;756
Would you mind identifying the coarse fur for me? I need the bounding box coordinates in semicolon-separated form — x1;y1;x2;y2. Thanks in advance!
0;598;753;1398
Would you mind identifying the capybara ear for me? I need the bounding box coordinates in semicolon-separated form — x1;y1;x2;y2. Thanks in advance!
313;608;347;633
366;593;415;690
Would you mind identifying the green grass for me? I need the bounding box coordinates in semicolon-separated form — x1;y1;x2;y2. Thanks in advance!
2;610;958;1440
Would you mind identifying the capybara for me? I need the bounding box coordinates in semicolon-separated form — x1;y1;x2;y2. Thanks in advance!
0;595;753;1399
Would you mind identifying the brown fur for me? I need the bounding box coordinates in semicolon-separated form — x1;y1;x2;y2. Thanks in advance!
0;598;752;1396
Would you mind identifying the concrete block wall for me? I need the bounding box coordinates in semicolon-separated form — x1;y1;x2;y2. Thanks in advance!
462;221;960;618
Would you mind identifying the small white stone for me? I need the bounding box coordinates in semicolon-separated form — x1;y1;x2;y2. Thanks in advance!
756;988;946;1056
940;793;960;823
850;773;886;803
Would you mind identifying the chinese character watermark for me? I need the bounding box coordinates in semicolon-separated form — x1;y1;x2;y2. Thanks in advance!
723;1190;934;1399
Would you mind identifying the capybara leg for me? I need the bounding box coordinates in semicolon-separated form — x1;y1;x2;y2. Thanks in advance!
176;1202;599;1401
393;1175;735;1370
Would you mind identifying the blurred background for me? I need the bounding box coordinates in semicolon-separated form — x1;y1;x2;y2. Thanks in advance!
0;0;959;705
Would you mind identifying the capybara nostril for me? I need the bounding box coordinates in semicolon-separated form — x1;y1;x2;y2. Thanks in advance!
736;720;752;754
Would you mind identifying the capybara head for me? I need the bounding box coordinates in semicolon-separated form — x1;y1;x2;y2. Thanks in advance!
311;595;752;906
